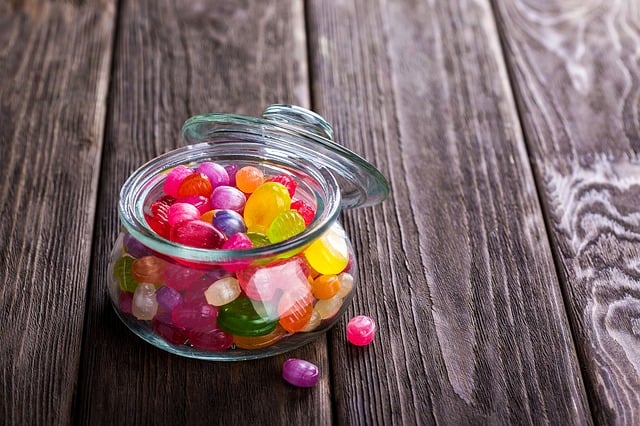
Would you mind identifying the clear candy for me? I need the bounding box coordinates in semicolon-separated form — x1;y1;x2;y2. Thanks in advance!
132;283;159;320
204;277;241;306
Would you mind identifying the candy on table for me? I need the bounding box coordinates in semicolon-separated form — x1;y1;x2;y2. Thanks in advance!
176;194;210;214
232;325;287;350
282;358;320;388
213;209;247;237
131;256;168;285
216;296;279;336
267;210;306;244
204;276;242;306
235;166;264;193
346;315;376;346
303;224;349;275
167;202;201;227
210;185;246;212
155;285;183;312
171;300;218;330
267;174;297;197
170;220;226;249
113;255;137;292
196;161;229;189
118;291;133;315
132;283;159;320
243;182;291;234
188;323;234;351
164;165;194;198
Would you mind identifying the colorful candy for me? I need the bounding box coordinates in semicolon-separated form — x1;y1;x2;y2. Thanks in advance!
346;315;376;346
112;160;356;355
282;358;320;387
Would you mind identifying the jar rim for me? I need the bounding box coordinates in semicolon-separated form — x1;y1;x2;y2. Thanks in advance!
118;141;342;263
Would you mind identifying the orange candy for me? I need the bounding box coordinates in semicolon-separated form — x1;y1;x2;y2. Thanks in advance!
233;325;287;349
199;209;216;223
235;166;264;193
131;256;167;284
177;173;213;198
311;274;340;300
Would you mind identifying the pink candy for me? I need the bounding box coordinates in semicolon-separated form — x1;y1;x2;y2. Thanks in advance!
167;203;200;226
164;165;194;198
346;315;376;346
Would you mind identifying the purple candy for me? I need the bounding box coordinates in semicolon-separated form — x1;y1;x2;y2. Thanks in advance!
213;209;247;237
197;162;229;189
224;164;239;187
171;301;218;330
210;186;246;212
155;286;183;312
282;358;320;388
123;233;152;258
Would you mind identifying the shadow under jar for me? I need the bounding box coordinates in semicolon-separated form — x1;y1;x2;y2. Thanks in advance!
108;105;389;360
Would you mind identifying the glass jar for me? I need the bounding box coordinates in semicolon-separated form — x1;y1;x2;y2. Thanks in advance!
108;104;389;360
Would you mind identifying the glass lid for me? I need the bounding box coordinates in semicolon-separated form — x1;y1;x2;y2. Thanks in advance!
181;104;389;210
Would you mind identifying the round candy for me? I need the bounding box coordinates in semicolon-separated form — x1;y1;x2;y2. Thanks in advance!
311;274;340;300
235;166;264;193
210;185;246;212
216;296;278;336
246;232;270;247
131;256;167;285
196;161;229;189
167;202;201;227
233;325;286;350
290;200;315;226
303;224;348;275
278;292;313;333
267;174;297;197
176;194;210;214
169;220;226;249
164;165;194;198
163;263;205;291
171;301;218;330
314;295;343;320
282;358;320;388
145;198;173;239
346;315;376;346
177;173;213;198
243;182;291;234
204;277;242;306
123;233;152;258
213;209;247;237
224;164;239;187
188;324;233;351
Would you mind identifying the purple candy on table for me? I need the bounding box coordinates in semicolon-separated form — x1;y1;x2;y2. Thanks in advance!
282;358;320;388
155;285;183;312
213;209;247;237
197;161;229;189
210;186;246;212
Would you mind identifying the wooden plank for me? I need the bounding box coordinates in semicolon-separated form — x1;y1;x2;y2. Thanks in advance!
492;0;640;423
307;0;591;423
72;1;328;424
0;1;115;424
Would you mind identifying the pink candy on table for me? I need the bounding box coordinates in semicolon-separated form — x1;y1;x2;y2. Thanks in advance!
346;315;376;346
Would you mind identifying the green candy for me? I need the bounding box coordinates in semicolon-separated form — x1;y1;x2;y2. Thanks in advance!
112;256;138;292
268;210;306;244
247;232;271;247
217;297;278;337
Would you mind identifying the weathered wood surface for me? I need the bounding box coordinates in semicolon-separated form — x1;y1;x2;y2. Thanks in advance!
307;0;590;423
73;0;330;424
2;0;639;424
0;1;115;424
493;0;640;423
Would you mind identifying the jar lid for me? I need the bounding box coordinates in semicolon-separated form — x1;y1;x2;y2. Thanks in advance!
181;104;389;210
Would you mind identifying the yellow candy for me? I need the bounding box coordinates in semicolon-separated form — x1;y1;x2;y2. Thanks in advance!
243;182;291;234
303;224;349;275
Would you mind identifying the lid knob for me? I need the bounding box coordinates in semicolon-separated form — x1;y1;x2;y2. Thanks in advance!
262;104;334;141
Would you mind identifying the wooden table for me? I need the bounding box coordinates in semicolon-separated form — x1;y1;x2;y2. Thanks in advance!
2;1;639;424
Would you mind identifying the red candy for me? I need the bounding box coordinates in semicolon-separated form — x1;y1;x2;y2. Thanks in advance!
291;200;315;226
170;220;226;249
267;174;297;197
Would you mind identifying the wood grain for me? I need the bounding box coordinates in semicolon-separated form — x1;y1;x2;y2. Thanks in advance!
492;0;640;423
307;0;591;423
72;1;326;424
0;1;115;424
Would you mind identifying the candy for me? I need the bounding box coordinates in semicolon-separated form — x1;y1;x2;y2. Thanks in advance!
123;233;152;258
145;198;172;239
278;292;313;333
164;165;194;198
217;296;278;336
221;233;253;271
267;210;306;243
290;200;315;226
243;182;291;234
300;310;322;332
235;166;264;193
167;202;201;227
224;164;239;186
176;195;210;214
155;285;183;312
282;358;319;387
131;256;167;285
132;283;158;320
197;161;229;189
213;209;247;237
163;263;205;291
113;256;137;292
204;277;241;306
233;325;286;350
152;312;188;345
336;272;354;298
346;315;376;346
188;324;233;351
118;291;133;315
310;274;340;300
210;186;246;212
303;224;349;275
267;174;297;197
171;301;218;330
170;220;226;249
177;173;213;198
314;295;343;320
246;232;270;247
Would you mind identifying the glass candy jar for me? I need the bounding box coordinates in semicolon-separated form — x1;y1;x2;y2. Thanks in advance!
108;105;389;360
